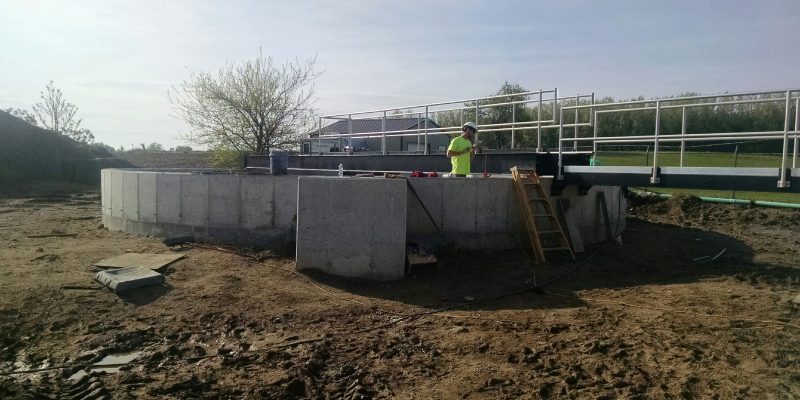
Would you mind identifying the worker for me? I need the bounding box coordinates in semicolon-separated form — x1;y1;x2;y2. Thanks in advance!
447;122;478;177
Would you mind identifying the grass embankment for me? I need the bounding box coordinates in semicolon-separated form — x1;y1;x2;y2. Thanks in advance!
594;151;800;204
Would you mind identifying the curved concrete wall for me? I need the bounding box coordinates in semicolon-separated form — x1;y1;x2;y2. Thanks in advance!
101;169;298;249
102;169;626;280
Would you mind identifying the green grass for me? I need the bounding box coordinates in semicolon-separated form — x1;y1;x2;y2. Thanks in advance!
594;151;800;204
595;151;793;168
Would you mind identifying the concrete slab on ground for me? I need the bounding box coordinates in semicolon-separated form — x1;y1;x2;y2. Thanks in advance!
93;253;185;270
95;267;166;293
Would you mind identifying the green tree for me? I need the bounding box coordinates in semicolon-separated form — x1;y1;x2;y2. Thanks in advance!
468;82;532;149
169;53;320;155
146;142;164;151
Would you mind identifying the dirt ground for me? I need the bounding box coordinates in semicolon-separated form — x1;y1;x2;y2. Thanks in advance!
1;182;799;399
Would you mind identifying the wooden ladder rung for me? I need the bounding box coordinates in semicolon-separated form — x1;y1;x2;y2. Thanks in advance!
537;230;562;234
542;246;572;251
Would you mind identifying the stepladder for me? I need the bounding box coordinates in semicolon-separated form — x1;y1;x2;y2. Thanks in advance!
510;167;575;263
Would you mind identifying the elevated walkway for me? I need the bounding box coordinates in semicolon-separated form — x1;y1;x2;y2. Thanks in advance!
563;166;800;193
302;86;800;193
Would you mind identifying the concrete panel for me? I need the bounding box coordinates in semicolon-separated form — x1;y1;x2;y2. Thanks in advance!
110;170;124;218
441;178;477;237
475;178;512;234
138;173;158;223
122;172;139;221
101;169;110;215
208;174;241;227
273;176;299;229
180;174;208;227
240;175;274;229
156;174;182;225
406;178;443;235
296;177;406;281
95;267;165;293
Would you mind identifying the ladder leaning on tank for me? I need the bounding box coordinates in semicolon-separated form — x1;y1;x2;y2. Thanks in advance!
511;167;575;263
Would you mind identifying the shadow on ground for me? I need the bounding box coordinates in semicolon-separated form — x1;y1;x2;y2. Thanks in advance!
303;219;798;312
117;283;174;306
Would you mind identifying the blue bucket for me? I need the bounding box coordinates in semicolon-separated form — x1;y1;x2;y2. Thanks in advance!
269;150;289;175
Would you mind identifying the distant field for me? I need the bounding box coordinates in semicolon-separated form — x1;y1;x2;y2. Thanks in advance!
594;151;795;168
594;151;800;204
116;150;213;169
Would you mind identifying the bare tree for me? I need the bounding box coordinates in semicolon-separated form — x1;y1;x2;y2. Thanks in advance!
169;54;320;154
32;81;94;144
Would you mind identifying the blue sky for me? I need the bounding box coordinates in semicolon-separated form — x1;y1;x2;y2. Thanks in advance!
1;0;798;149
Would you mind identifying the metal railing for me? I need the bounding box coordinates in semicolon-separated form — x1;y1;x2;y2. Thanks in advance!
557;89;800;188
313;87;799;189
315;88;595;155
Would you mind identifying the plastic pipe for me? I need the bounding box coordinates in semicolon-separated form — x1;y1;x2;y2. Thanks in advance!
642;192;800;209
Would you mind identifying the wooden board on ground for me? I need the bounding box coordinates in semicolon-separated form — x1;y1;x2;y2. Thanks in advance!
93;253;185;270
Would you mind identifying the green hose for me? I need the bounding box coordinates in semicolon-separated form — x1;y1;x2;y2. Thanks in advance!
642;192;800;209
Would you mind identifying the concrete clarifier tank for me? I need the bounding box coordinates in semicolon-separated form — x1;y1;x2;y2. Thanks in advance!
101;169;626;281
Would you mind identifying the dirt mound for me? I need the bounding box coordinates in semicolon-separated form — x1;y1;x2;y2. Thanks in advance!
0;110;132;185
629;192;800;229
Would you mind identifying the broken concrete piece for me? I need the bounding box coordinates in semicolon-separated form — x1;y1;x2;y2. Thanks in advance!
94;267;165;293
93;253;184;270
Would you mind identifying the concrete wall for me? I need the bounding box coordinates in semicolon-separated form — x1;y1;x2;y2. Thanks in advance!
295;177;407;281
101;169;298;249
405;176;625;251
102;169;626;281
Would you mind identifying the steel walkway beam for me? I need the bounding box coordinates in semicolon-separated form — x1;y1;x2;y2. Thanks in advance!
563;166;800;193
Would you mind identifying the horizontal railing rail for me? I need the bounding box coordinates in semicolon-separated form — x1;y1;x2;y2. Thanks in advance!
557;89;800;189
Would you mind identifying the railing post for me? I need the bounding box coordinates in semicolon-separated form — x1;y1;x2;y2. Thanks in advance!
381;111;387;155
794;98;799;168
573;95;579;151
475;101;480;145
537;90;542;152
424;106;429;155
318;117;323;155
552;88;558;153
651;100;661;184
680;106;687;167
511;105;516;150
592;110;598;154
557;107;564;180
347;115;353;154
416;113;421;153
779;91;791;188
553;88;558;123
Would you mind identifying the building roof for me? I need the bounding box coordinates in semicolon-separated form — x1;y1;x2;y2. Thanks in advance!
310;118;440;137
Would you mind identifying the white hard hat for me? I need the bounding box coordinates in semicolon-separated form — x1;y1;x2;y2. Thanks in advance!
463;122;478;132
